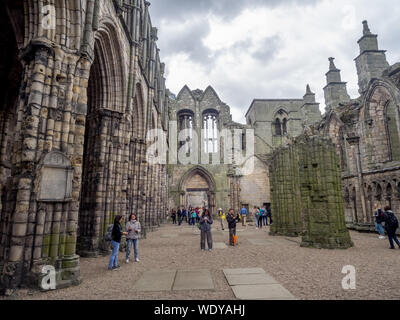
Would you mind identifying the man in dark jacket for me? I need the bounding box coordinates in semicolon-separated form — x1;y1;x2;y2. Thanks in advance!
383;206;400;249
226;209;240;246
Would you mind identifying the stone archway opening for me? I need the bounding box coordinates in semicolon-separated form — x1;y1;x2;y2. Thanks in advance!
0;1;24;264
180;168;216;214
78;24;126;257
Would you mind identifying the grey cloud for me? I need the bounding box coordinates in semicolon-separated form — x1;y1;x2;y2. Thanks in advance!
149;0;319;22
157;19;213;65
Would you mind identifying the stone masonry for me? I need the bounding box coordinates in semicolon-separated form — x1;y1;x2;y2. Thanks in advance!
269;135;353;249
0;0;169;293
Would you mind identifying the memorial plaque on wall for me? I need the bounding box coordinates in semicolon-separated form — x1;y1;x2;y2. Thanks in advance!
38;151;73;202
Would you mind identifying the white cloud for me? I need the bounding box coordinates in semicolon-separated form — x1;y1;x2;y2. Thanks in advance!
150;0;400;123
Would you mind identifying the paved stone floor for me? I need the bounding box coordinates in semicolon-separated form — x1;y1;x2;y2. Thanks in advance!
4;221;400;300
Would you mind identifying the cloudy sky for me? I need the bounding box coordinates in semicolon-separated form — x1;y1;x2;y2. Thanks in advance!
148;0;400;123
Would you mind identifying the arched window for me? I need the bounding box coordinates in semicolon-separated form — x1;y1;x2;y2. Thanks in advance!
386;100;400;161
203;110;219;153
386;183;393;207
282;118;287;135
274;118;281;136
273;109;288;136
178;110;194;152
375;184;382;201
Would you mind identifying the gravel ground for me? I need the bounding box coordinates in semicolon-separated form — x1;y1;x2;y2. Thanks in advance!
3;221;400;300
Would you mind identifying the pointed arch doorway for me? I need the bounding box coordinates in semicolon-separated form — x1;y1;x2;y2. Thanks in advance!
179;167;216;214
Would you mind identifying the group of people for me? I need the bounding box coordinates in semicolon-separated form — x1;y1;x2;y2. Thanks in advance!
374;203;400;249
108;213;142;271
169;207;204;226
169;205;271;250
105;201;399;271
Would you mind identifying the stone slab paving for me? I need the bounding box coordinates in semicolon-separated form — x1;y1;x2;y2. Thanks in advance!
231;284;296;300
213;242;228;249
132;270;176;292
223;268;265;275
172;270;215;291
223;268;295;300
225;273;278;286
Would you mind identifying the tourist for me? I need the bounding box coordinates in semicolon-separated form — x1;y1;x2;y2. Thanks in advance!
253;206;259;229
240;206;248;227
266;205;273;225
182;207;187;224
171;208;176;224
125;213;141;263
108;215;128;270
226;209;240;246
191;209;197;226
257;207;263;229
374;203;385;239
177;207;182;225
218;208;225;230
383;205;400;249
200;209;213;251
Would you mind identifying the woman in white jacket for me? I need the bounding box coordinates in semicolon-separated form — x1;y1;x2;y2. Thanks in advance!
125;213;142;263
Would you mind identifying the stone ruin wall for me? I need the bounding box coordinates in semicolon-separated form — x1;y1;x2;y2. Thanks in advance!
269;135;353;249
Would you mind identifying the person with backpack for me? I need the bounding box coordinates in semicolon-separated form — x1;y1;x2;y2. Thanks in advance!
240;206;248;227
383;205;400;249
200;209;213;251
226;209;240;246
125;213;141;263
374;203;385;239
108;215;128;270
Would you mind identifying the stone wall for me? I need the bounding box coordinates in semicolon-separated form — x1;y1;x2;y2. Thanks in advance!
0;0;169;294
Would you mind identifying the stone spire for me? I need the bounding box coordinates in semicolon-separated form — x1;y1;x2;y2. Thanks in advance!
355;20;389;93
323;58;350;112
302;84;321;125
362;20;371;35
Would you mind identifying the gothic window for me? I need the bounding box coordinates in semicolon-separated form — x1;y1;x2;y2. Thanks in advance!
385;101;400;161
273;109;288;136
386;183;393;207
274;118;282;136
178;110;194;152
282;118;287;135
375;184;382;201
203;110;219;153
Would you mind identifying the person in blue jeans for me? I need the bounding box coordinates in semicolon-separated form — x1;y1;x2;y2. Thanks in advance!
125;213;142;263
109;215;128;270
374;203;385;239
383;205;400;250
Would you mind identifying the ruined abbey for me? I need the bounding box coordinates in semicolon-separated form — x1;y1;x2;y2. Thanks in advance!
0;0;399;293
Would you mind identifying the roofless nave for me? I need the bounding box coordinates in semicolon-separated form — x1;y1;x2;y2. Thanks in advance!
1;0;400;293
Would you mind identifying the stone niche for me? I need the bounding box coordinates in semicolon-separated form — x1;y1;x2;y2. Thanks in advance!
38;151;73;202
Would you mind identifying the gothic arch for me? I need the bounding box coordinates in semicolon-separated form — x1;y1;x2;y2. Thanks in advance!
91;19;127;114
362;81;400;162
178;166;216;213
